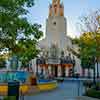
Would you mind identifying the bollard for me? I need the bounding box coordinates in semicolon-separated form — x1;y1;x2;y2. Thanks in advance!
8;81;19;100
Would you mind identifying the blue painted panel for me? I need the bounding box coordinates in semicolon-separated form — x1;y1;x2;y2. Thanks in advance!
0;71;29;83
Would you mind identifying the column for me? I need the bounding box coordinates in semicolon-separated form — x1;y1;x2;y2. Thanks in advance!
58;65;61;77
45;66;49;78
65;67;69;77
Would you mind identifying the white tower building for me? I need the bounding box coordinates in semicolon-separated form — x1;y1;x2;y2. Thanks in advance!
39;0;72;52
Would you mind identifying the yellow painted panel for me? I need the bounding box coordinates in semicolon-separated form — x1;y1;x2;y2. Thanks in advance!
0;82;57;95
38;82;57;91
20;85;29;93
0;86;8;92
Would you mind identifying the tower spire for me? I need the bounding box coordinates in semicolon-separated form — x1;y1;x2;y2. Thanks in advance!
49;0;63;17
52;0;60;5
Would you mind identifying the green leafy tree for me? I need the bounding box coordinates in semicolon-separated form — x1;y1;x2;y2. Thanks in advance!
0;0;43;68
80;32;100;78
75;10;100;78
73;32;100;77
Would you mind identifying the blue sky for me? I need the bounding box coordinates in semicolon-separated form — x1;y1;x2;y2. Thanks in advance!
27;0;100;38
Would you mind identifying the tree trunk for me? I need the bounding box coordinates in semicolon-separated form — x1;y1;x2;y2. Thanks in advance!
97;60;99;78
93;66;96;86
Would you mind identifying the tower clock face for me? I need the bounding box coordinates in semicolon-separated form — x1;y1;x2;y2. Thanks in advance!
52;19;57;29
53;21;56;25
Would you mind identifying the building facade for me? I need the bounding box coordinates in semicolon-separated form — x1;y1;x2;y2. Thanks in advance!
33;0;81;78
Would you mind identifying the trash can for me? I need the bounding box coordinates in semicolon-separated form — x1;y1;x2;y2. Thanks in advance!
8;81;19;100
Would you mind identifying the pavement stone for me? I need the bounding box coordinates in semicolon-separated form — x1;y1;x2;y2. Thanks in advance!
76;96;100;100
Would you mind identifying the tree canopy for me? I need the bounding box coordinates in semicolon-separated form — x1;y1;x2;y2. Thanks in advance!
80;32;100;69
73;10;100;69
0;0;43;66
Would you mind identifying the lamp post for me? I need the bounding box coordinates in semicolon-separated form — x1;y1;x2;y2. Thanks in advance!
93;65;96;86
36;58;39;76
10;56;19;71
72;56;76;77
96;58;99;78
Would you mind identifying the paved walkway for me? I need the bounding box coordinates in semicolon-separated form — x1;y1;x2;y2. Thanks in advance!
24;81;100;100
24;96;100;100
76;96;100;100
24;81;85;100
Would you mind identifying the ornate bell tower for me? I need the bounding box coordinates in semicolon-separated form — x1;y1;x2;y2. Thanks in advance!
45;0;69;50
39;0;72;52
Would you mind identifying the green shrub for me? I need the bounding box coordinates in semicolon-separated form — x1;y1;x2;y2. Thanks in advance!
85;88;100;99
4;96;16;100
95;82;100;90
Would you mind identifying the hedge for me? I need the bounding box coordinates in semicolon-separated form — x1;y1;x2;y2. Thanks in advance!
85;88;100;99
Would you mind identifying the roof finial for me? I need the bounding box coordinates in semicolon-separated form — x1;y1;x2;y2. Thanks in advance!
52;0;60;5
